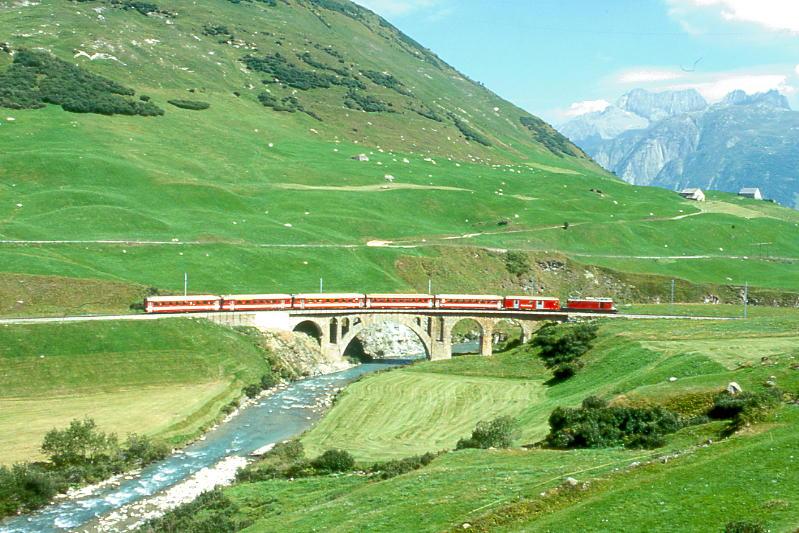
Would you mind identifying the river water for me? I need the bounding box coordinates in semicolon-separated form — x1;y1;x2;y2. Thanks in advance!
1;359;418;533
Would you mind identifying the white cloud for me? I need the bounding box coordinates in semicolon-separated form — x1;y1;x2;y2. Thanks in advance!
667;73;794;101
356;0;444;17
618;69;685;84
795;64;799;76
564;99;611;117
669;0;799;32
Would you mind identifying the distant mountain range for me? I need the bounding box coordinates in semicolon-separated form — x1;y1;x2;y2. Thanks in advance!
560;88;799;208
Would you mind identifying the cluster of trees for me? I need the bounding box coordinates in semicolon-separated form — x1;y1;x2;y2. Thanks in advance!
361;69;411;96
452;116;492;146
203;24;234;42
544;396;682;449
532;321;599;380
0;49;163;116
344;90;394;113
309;0;367;22
75;1;169;17
167;99;210;110
520;115;585;159
411;105;443;122
0;419;169;519
456;416;518;450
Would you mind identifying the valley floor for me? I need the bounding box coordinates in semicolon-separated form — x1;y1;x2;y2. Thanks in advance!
218;310;799;532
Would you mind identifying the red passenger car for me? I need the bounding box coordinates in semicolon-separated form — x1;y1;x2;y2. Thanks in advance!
221;294;293;312
145;295;222;314
365;294;434;309
293;293;365;310
564;297;616;313
435;294;503;310
503;296;560;311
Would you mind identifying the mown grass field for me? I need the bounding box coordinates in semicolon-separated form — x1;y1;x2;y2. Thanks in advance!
222;312;799;531
0;319;269;464
0;1;796;314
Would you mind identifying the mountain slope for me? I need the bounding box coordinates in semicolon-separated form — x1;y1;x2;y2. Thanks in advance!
0;1;797;304
561;88;799;208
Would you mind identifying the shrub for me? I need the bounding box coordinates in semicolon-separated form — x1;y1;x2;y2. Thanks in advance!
139;488;250;533
243;52;338;90
552;362;578;380
520;115;585;158
0;464;59;517
452;117;491;146
344;90;394;113
369;452;438;480
544;397;681;449
167;99;210;110
361;69;410;95
122;434;170;467
0;49;163;116
504;251;531;276
310;449;355;473
532;321;598;375
724;521;767;533
709;389;782;431
456;416;517;450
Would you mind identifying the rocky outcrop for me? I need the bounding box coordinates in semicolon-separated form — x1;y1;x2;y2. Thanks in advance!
356;323;425;358
259;330;350;377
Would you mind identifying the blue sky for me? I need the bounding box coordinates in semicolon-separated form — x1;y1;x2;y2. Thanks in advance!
356;0;799;123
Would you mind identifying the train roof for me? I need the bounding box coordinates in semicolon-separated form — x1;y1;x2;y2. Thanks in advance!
293;293;364;299
504;295;559;300
436;294;502;299
366;293;433;299
567;297;614;302
221;294;293;299
145;295;220;302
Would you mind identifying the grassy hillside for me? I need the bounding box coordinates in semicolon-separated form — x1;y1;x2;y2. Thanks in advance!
0;0;796;309
196;309;799;531
0;319;270;464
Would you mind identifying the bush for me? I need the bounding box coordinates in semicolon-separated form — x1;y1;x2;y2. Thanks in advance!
0;49;163;116
369;452;437;480
544;397;681;449
532;321;598;375
122;434;170;467
0;464;59;517
344;90;394;113
710;389;782;430
452;117;491;146
552;362;578;380
505;251;531;276
139;488;250;532
167;99;210;110
361;69;410;95
520;115;585;158
456;416;517;450
725;521;767;533
310;449;355;473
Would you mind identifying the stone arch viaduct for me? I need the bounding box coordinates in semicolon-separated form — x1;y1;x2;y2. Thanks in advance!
208;309;569;361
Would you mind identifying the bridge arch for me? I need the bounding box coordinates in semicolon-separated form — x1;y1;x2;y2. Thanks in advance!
450;317;484;355
293;320;323;344
339;314;432;360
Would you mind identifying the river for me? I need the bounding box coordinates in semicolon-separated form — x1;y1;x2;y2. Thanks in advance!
1;359;419;532
1;343;480;533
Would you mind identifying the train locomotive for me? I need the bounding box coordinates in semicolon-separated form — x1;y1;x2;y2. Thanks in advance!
145;293;616;314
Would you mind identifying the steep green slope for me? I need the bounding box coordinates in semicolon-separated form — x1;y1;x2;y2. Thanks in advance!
0;0;796;304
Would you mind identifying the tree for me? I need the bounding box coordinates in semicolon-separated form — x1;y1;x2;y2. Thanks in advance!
41;418;119;468
505;251;531;276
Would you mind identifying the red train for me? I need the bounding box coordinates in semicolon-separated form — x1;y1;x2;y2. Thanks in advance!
144;293;616;314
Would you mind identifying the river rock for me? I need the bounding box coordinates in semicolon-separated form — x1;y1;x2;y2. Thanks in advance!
356;322;425;358
726;382;743;395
